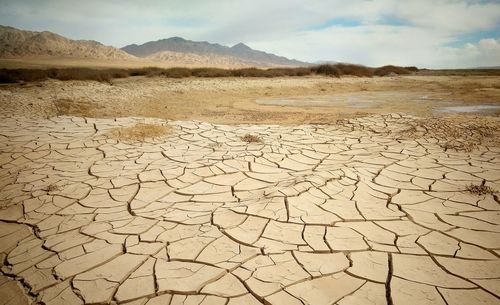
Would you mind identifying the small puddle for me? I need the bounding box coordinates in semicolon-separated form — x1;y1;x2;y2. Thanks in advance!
435;105;500;114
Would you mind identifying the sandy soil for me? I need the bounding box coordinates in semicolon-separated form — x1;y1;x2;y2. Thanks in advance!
1;75;499;124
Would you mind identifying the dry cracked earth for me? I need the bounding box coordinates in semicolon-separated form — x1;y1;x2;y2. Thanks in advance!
0;113;499;305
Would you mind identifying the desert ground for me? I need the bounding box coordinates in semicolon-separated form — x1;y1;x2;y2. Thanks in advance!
0;74;499;305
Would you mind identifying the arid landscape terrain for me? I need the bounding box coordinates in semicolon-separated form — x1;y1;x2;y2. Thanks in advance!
1;18;500;305
1;71;500;305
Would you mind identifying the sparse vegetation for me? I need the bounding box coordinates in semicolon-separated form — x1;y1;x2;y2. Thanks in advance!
44;183;60;192
209;142;223;149
465;183;496;195
240;134;262;143
314;65;341;77
0;64;421;84
442;141;476;152
110;123;171;142
0;68;129;83
373;65;412;76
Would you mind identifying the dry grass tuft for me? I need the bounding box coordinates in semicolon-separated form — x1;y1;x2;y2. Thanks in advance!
241;134;262;143
209;142;223;149
110;123;171;142
465;183;496;195
44;183;60;192
442;141;476;152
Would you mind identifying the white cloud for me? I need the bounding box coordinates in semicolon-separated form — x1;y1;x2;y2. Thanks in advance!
437;38;500;68
0;0;499;67
250;25;442;66
251;26;500;68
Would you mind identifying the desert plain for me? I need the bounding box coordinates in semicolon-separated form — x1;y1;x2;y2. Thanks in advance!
0;73;500;305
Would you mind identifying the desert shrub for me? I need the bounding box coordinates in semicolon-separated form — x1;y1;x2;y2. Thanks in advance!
262;68;287;77
128;67;163;77
0;69;22;83
311;64;374;77
336;64;373;77
0;68;133;83
278;67;310;76
0;64;423;83
293;67;313;76
157;67;192;78
191;68;232;77
0;68;50;82
404;66;419;72
231;68;264;77
374;65;411;76
313;65;341;77
52;68;118;82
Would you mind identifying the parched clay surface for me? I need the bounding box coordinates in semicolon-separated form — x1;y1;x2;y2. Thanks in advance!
0;113;499;305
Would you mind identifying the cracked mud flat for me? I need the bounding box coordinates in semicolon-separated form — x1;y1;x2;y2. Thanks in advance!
0;113;499;305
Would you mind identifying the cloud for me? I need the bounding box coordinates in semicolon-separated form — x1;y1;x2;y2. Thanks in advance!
250;25;443;66
251;26;500;68
0;0;499;68
438;38;500;68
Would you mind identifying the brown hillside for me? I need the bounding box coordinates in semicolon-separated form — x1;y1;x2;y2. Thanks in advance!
0;25;134;60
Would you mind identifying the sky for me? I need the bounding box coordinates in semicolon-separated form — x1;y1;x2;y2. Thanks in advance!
1;0;499;68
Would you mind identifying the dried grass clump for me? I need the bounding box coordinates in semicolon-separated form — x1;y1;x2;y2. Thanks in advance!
209;142;223;149
465;183;495;195
241;134;262;143
442;141;476;152
44;183;60;192
110;123;171;142
398;117;499;152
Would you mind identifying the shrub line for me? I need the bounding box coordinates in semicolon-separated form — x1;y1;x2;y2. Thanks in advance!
0;64;419;83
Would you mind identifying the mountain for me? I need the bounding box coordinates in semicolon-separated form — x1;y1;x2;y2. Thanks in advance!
122;37;307;67
147;51;259;67
0;25;134;60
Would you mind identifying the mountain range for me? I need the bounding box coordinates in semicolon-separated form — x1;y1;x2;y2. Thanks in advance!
0;25;306;67
0;25;133;60
122;37;306;66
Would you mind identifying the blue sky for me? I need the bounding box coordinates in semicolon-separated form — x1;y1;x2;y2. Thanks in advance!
1;0;499;68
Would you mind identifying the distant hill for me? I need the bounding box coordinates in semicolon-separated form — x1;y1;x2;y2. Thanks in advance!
0;25;134;60
147;50;260;67
122;37;308;67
